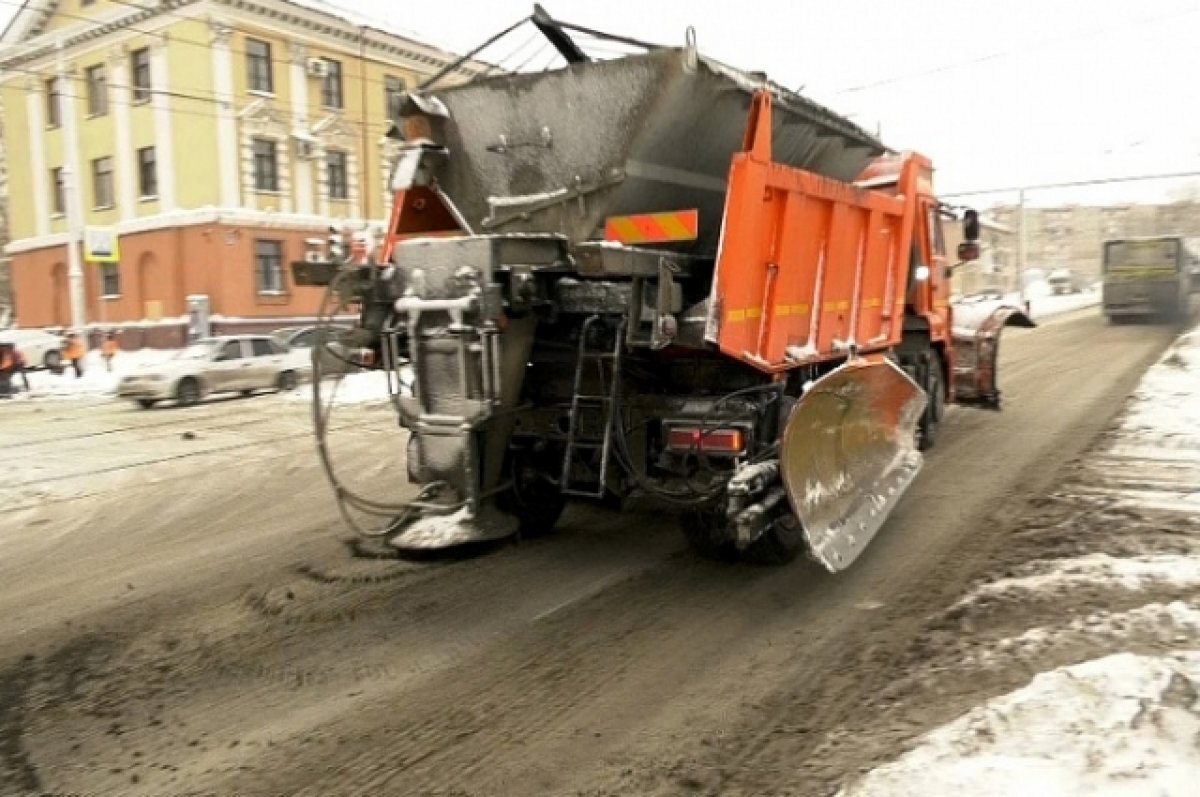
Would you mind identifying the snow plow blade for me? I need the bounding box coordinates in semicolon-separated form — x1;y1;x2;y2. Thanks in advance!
780;357;927;572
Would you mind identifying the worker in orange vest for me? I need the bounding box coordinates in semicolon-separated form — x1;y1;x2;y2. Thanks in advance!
0;342;14;398
12;346;30;392
101;332;119;372
63;332;85;378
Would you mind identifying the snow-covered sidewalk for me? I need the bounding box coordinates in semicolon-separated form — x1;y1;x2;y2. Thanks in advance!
14;349;176;401
840;324;1200;796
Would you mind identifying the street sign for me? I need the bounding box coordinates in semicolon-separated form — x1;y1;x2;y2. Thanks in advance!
84;226;120;263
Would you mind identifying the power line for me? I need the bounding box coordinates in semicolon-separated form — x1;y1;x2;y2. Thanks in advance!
941;170;1200;199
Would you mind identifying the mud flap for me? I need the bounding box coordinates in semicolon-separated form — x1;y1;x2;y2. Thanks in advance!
951;305;1035;408
780;356;927;572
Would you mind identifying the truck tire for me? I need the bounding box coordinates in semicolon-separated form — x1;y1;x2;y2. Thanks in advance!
500;450;566;537
679;506;738;561
44;350;62;370
741;514;806;565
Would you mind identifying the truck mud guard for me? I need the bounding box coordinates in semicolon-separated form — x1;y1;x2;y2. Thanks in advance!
951;305;1035;408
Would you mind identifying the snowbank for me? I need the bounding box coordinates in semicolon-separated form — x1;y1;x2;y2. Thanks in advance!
1119;326;1200;447
970;601;1200;669
840;652;1200;797
952;553;1200;608
17;349;176;401
284;369;397;406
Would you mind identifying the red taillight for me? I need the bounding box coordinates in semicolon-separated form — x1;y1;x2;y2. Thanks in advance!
666;426;746;455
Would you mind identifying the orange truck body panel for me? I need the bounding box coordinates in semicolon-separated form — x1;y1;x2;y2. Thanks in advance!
710;92;951;374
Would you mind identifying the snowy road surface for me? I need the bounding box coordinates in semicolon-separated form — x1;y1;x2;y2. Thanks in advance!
0;308;1182;796
840;322;1200;797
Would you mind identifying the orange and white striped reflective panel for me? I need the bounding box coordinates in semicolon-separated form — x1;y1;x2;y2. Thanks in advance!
604;209;699;245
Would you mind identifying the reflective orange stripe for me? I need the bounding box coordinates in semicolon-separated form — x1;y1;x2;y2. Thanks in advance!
604;209;699;244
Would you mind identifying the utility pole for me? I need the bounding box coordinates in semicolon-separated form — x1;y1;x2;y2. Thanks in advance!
58;40;87;343
1016;187;1028;277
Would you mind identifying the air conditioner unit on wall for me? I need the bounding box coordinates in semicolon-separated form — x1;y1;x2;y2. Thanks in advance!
306;58;329;78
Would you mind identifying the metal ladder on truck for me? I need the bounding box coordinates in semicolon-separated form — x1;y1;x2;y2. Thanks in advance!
561;315;625;498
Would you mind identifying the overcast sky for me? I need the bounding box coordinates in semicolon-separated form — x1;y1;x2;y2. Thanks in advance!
5;0;1199;207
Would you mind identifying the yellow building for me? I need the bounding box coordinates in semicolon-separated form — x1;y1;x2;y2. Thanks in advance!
0;0;481;338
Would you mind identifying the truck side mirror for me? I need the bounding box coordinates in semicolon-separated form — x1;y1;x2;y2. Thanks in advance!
963;209;980;242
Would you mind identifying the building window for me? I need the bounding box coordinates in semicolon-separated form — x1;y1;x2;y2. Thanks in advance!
326;150;348;200
246;38;273;93
100;263;120;297
137;146;157;198
385;75;405;121
85;64;107;116
82;0;95;6
255;240;284;294
252;138;279;192
131;47;151;103
50;167;66;215
46;78;61;127
321;58;342;108
92;156;114;208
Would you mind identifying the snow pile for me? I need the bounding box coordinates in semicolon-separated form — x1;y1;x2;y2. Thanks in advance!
1118;326;1200;447
285;370;395;406
840;651;1200;797
968;601;1200;668
18;349;176;401
952;553;1200;608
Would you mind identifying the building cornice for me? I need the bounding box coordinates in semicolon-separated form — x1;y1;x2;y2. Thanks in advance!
0;0;487;79
4;207;385;254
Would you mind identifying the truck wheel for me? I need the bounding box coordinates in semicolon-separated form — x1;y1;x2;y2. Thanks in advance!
918;355;944;452
277;370;298;392
176;378;200;407
501;451;566;537
136;399;157;409
741;514;806;565
679;505;738;561
44;350;62;370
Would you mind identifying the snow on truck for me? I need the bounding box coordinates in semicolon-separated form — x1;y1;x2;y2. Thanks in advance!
293;7;1032;570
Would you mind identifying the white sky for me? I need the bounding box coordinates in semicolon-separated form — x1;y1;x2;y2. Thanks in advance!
4;0;1200;207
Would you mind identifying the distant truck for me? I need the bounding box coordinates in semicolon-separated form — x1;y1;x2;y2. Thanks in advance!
1047;268;1086;295
1101;236;1192;323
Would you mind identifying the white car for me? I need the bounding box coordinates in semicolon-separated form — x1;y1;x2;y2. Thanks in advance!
0;328;67;370
117;335;300;409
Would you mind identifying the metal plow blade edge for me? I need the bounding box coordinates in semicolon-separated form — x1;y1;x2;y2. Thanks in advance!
780;357;927;572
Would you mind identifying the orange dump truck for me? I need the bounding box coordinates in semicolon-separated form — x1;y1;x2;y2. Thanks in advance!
295;7;1032;569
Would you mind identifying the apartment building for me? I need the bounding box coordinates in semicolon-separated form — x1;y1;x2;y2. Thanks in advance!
0;0;481;330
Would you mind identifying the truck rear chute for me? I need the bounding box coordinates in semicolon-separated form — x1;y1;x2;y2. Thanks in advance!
780;357;926;571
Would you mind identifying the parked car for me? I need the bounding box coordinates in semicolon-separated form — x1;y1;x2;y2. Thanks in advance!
1047;268;1086;294
0;328;67;370
270;325;360;376
117;335;299;409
